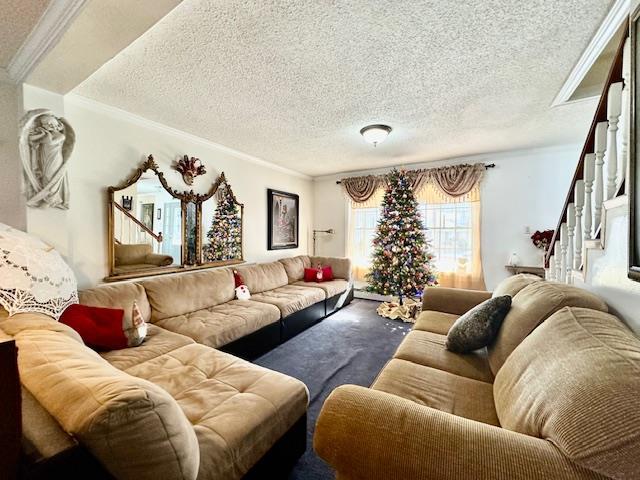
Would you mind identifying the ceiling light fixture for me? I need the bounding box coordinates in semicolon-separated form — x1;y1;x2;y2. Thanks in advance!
360;124;392;147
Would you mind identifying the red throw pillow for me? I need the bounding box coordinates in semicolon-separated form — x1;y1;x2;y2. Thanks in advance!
322;266;333;281
304;267;322;283
60;304;128;350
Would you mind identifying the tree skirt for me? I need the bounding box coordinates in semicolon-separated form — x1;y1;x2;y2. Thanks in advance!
376;297;421;323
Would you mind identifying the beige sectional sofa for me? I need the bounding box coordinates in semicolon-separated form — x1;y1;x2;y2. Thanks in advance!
4;255;352;480
315;275;640;479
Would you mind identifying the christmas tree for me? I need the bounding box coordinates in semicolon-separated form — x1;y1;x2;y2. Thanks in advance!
202;185;242;262
366;168;437;304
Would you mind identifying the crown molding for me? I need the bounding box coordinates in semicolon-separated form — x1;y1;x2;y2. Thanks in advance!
7;0;87;83
63;92;311;180
551;0;629;107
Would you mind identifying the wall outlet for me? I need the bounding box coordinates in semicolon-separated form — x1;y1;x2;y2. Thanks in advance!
524;226;531;235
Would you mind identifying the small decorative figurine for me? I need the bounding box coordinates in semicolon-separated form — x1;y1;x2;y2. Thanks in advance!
175;155;206;185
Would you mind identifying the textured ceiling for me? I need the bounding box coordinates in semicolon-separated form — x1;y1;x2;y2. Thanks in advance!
0;0;50;68
75;0;615;176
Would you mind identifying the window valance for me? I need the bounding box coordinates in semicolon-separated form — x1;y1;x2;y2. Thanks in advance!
340;163;485;205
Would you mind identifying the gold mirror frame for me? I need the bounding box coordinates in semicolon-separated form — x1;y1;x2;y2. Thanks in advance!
630;8;640;282
106;155;244;281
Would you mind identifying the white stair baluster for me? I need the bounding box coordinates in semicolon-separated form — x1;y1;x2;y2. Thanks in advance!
574;180;584;269
584;153;595;240
554;240;562;281
606;82;622;199
560;223;568;283
619;39;630;188
548;255;556;280
566;204;575;284
594;122;607;234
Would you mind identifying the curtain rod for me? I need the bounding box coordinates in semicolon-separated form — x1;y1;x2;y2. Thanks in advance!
335;163;496;184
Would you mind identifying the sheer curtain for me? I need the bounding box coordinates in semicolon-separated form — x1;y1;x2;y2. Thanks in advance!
415;183;485;290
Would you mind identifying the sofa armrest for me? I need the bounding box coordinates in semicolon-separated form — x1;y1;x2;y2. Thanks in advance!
421;287;491;315
310;256;352;281
315;385;598;480
145;253;173;267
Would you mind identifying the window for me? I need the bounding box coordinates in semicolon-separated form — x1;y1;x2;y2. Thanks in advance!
348;199;482;289
418;202;473;273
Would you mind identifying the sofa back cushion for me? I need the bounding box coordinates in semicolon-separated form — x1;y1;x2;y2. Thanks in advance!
492;273;541;297
7;313;199;480
278;255;311;282
310;256;351;281
79;282;152;324
236;261;289;294
487;281;607;374
494;307;640;479
142;268;234;322
115;243;153;266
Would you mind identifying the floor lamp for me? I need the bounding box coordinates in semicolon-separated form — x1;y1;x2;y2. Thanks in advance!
312;229;334;255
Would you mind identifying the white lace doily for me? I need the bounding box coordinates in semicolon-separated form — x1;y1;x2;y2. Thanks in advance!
0;223;77;320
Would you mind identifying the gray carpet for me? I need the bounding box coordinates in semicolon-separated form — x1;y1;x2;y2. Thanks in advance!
254;299;412;480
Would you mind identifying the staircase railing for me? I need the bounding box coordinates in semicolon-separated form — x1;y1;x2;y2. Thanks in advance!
545;28;629;281
113;203;163;251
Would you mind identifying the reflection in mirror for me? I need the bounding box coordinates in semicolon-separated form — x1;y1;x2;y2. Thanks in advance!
112;173;182;275
184;201;198;265
201;184;243;263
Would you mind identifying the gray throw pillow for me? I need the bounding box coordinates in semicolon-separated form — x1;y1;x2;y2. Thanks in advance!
445;295;512;353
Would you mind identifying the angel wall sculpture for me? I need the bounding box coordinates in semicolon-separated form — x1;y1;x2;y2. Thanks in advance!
19;109;75;209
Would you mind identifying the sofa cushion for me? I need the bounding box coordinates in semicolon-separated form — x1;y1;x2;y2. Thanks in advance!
0;312;84;344
413;310;460;335
123;343;309;479
294;279;349;298
487;281;608;374
142;268;235;321
79;282;152;324
492;273;541;297
236;262;289;294
310;256;351;281
278;255;311;283
100;324;195;371
394;330;493;383
250;284;325;317
494;307;640;479
372;359;499;426
153;300;281;349
8;313;199;480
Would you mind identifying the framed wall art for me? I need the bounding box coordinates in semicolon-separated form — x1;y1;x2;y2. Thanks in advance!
267;189;299;250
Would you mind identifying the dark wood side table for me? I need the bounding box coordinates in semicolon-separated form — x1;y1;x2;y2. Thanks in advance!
505;265;546;278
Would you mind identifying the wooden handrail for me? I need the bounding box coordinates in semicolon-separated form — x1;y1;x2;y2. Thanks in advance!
545;27;628;267
113;202;163;243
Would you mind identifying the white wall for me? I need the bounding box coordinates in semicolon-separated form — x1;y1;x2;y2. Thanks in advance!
313;145;580;290
23;85;313;288
579;202;640;333
0;81;25;230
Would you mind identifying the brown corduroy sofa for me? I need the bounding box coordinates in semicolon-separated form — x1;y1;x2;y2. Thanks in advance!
314;274;640;479
4;255;352;480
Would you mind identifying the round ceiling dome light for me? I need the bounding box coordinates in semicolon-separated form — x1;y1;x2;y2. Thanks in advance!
360;124;392;147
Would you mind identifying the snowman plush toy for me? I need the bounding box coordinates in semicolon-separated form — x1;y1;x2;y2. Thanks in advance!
233;270;251;300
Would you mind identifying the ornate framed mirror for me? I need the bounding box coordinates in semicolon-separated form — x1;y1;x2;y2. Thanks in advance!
199;175;244;266
630;6;640;282
107;156;244;281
